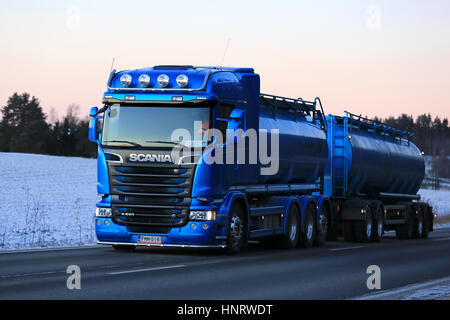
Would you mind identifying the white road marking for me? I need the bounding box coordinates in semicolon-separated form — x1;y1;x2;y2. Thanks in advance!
354;276;450;300
329;246;365;252
108;264;185;275
0;270;63;279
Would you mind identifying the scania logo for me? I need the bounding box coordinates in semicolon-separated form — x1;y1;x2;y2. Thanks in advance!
128;153;173;163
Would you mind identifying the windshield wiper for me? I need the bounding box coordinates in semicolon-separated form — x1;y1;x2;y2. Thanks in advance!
145;140;180;146
103;140;143;148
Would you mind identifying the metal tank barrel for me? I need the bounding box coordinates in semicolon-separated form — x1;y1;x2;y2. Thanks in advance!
325;113;425;198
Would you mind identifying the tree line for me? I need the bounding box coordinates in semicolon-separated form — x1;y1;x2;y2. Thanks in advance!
0;92;449;160
0;93;97;158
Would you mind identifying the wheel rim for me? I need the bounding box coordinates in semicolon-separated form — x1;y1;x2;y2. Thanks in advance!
418;217;423;235
366;219;372;239
230;216;243;246
377;219;383;236
320;208;328;234
289;212;298;241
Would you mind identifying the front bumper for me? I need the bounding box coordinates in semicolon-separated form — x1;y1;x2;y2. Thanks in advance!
97;241;225;249
95;217;226;247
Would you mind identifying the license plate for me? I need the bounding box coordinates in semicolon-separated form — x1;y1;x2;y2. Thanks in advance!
137;235;162;244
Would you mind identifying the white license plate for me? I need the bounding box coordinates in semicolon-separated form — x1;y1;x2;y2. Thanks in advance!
137;235;162;244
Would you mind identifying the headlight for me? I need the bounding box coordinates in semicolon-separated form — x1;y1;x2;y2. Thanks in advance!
189;210;216;221
120;74;132;87
96;207;112;217
176;74;189;88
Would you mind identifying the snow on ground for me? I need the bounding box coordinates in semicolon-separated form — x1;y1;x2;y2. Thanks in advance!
419;188;450;221
0;152;98;251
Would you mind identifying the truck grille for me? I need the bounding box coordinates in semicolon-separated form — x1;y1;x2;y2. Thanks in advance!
108;163;194;228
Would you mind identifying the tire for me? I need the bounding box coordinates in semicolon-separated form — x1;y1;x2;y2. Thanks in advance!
112;245;136;251
343;221;355;242
314;204;328;247
354;207;373;243
277;204;300;249
226;202;247;254
299;203;316;248
396;206;414;239
422;207;431;239
371;205;384;242
412;208;424;239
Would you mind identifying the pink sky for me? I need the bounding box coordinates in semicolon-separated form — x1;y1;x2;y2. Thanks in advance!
1;0;449;120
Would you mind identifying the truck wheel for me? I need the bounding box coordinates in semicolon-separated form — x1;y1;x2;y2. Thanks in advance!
277;204;300;249
412;208;424;239
314;204;328;247
354;207;373;243
226;203;247;254
112;245;135;251
396;206;414;239
371;205;384;242
343;221;355;242
422;207;431;239
299;203;316;248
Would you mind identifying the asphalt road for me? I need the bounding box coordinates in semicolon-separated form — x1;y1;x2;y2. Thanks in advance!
1;228;450;300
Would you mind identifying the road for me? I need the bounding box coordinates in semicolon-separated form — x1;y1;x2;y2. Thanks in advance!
1;228;450;300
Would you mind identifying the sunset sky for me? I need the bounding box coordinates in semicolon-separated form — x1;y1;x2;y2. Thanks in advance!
1;0;449;120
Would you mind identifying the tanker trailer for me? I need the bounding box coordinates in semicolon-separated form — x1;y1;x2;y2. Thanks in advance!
324;112;433;243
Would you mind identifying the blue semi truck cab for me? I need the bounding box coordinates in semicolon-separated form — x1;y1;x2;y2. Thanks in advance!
89;65;433;253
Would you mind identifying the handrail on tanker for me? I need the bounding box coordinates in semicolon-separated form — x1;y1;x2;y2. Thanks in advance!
345;111;412;143
260;93;327;132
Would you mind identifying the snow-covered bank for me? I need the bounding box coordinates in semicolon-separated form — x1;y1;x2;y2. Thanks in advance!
418;188;450;221
0;152;97;251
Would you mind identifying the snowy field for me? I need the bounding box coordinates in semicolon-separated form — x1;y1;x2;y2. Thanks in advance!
0;152;97;251
0;152;449;251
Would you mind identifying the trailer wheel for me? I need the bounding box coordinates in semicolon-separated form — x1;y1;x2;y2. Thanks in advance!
354;207;373;243
299;203;316;248
371;205;384;242
112;245;135;251
412;208;424;239
422;207;431;239
277;203;300;249
226;202;247;254
343;221;355;242
396;206;414;239
314;204;328;247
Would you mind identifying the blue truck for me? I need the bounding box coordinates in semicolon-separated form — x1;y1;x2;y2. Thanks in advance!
89;65;433;253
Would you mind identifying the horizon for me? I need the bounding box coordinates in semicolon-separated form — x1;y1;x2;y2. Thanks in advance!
1;0;449;119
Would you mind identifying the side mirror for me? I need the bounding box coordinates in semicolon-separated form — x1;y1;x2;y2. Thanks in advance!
89;106;100;143
89;106;98;117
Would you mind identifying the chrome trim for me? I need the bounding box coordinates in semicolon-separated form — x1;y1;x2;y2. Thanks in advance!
104;152;123;164
107;70;214;93
97;241;226;249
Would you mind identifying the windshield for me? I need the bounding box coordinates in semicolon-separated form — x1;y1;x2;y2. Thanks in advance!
102;104;211;148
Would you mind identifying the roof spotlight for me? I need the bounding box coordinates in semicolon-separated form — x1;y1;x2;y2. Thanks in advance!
157;74;170;88
176;74;189;88
120;74;132;87
138;74;151;88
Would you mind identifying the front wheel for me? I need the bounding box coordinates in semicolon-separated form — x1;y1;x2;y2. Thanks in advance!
371;205;384;242
226;203;247;254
